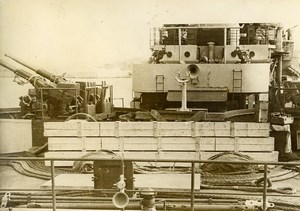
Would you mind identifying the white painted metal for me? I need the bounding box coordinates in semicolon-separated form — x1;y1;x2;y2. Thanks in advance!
132;63;270;93
0;119;32;153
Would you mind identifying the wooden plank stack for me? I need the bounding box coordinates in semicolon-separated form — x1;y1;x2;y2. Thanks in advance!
44;120;278;166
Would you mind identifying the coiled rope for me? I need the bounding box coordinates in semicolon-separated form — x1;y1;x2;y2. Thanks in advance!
0;151;78;180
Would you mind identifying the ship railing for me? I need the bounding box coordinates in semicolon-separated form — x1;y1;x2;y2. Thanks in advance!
0;156;300;211
113;97;125;108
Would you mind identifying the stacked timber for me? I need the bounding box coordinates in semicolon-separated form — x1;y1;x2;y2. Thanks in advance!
44;120;278;166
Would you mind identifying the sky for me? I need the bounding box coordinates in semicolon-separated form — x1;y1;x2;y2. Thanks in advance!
0;0;300;74
0;0;300;108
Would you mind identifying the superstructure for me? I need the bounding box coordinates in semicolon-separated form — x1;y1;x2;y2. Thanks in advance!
132;23;298;114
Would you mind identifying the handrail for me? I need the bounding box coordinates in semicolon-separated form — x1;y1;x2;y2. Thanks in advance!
1;156;300;165
1;156;300;211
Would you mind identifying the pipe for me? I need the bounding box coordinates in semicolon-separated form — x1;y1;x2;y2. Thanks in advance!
5;54;67;84
181;81;188;111
166;204;259;211
276;53;283;91
5;195;243;203
17;202;259;210
7;195;240;203
275;27;283;53
207;42;215;63
274;26;285;112
175;74;190;112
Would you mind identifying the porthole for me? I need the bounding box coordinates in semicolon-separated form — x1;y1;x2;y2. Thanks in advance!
184;51;191;58
249;51;255;58
167;52;173;58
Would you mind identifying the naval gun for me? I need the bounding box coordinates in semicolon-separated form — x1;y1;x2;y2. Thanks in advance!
0;59;81;118
0;59;54;88
5;53;67;84
0;55;112;119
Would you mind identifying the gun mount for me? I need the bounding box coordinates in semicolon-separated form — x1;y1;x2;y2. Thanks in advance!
0;56;112;119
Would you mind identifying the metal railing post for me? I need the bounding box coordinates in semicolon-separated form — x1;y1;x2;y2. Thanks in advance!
50;160;56;211
163;200;167;211
113;98;125;107
191;162;195;211
75;88;78;115
41;89;44;120
121;159;124;176
262;164;268;211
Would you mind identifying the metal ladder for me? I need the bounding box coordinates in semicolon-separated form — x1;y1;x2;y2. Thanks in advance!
233;69;243;92
156;75;164;92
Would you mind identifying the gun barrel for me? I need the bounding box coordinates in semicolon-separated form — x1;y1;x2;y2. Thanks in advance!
5;54;67;84
0;59;53;88
0;59;17;73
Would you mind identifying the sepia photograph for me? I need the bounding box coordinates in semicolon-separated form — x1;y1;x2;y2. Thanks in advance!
0;0;300;210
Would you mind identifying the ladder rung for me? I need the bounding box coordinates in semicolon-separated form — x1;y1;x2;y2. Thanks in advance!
233;69;242;92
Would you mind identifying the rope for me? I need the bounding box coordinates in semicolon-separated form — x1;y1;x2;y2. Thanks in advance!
30;142;48;155
0;151;79;180
65;113;97;122
224;109;255;119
